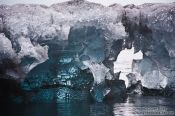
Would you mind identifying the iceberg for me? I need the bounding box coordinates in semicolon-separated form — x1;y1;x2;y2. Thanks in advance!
0;0;175;102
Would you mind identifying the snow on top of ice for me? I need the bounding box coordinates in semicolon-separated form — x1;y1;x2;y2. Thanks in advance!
0;0;125;42
125;3;175;32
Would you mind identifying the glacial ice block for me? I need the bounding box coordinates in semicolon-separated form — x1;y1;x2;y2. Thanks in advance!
82;60;110;84
82;60;113;102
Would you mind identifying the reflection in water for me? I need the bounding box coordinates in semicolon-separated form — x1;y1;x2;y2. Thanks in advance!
57;101;114;116
1;96;175;116
90;102;114;116
113;96;175;116
57;101;90;116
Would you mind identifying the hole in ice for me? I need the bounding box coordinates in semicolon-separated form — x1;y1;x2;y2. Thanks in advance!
114;47;143;87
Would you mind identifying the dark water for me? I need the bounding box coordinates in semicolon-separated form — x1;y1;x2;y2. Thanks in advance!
1;96;175;116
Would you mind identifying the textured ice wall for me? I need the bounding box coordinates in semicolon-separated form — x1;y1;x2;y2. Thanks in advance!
0;0;175;102
124;3;175;89
0;0;126;81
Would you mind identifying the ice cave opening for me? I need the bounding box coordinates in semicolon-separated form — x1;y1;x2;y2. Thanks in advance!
114;47;143;87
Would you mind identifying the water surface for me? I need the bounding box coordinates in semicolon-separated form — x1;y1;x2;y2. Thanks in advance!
1;96;175;116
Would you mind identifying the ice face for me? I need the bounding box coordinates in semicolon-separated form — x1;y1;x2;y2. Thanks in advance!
1;1;175;102
17;36;49;73
124;3;175;90
82;60;110;84
19;22;126;102
132;57;168;89
81;60;112;102
67;25;115;102
0;33;16;60
90;82;110;102
68;26;106;64
0;0;126;83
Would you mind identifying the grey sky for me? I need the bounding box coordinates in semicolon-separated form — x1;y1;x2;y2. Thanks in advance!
0;0;174;6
